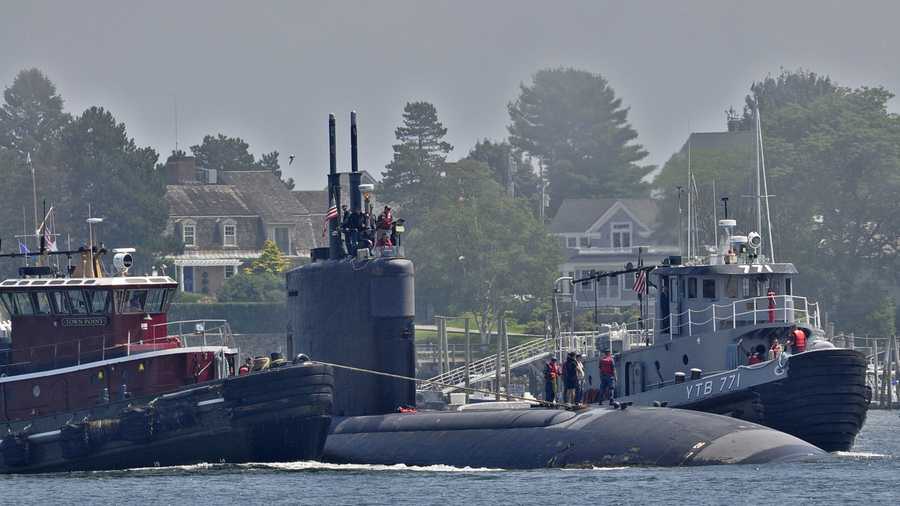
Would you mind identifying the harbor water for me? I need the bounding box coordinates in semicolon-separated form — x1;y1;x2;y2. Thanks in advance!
2;410;897;505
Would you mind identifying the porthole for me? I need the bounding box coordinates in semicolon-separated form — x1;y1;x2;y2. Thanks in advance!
32;385;41;398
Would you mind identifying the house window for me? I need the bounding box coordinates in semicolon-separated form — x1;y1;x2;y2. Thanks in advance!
566;237;577;248
223;221;237;247
578;236;589;248
182;222;196;247
224;265;236;278
611;223;632;249
609;275;620;299
687;278;698;299
274;226;290;254
702;279;717;299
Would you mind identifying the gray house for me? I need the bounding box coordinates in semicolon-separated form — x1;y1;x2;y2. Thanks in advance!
162;155;319;296
549;198;679;310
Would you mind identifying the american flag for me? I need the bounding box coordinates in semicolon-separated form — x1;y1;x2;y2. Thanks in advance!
632;269;647;294
322;205;339;237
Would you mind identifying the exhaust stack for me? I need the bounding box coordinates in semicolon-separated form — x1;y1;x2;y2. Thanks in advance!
349;111;362;215
328;114;343;259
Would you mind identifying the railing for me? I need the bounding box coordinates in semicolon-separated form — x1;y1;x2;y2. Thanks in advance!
587;295;820;350
420;337;556;393
150;319;236;349
0;319;234;378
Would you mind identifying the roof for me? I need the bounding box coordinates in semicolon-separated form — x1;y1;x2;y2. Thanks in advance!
165;185;255;217
550;199;660;234
293;190;328;216
218;171;309;222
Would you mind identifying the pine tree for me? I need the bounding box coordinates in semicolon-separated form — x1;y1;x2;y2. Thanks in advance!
380;102;452;215
508;68;650;215
0;68;70;160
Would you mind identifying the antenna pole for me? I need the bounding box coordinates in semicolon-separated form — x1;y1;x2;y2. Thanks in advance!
757;108;775;262
687;138;692;259
754;104;763;243
29;153;38;247
712;180;719;252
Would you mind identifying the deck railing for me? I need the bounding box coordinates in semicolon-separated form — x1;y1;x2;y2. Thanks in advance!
557;294;820;353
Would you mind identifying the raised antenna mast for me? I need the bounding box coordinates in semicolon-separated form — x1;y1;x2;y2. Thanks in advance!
757;107;775;262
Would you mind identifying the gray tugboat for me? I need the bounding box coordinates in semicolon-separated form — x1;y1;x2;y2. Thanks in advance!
579;116;869;451
598;230;870;451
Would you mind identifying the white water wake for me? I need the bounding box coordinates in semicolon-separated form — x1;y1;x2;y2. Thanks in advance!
833;451;890;459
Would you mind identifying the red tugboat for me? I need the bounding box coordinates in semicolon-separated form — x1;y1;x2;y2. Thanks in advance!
0;238;333;473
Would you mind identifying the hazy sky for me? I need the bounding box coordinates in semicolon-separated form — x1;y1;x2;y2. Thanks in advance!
3;1;899;190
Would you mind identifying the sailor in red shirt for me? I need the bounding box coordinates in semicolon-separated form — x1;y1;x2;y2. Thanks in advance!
599;350;616;405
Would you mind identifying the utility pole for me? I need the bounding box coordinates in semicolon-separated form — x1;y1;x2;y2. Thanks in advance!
464;318;471;402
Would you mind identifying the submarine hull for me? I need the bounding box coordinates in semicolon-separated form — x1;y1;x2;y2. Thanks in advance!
324;406;825;468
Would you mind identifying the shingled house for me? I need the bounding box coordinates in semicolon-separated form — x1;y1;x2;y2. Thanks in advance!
550;198;679;310
163;156;318;296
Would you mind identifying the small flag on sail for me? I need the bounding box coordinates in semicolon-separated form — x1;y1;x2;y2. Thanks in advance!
632;269;647;294
17;240;29;254
321;205;339;237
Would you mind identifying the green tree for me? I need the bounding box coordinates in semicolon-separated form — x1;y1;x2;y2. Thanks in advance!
217;271;284;302
380;102;453;215
57;106;173;268
465;139;540;210
246;240;290;274
0;68;71;159
508;68;651;215
737;69;837;130
407;159;559;343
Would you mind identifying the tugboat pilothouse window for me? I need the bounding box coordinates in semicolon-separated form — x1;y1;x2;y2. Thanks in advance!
33;292;52;314
145;288;166;313
13;292;34;315
0;293;16;316
87;290;111;314
726;278;738;298
49;291;69;313
119;289;149;314
702;279;716;299
69;290;89;314
687;278;698;298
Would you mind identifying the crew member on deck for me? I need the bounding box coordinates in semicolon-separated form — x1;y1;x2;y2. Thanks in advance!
599;350;616;405
564;352;578;404
790;328;807;353
375;206;393;248
767;288;777;323
544;357;560;403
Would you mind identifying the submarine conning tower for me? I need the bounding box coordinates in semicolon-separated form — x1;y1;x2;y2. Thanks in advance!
287;112;416;417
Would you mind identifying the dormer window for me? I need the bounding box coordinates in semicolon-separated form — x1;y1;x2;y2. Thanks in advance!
223;220;237;247
611;223;632;248
182;221;196;247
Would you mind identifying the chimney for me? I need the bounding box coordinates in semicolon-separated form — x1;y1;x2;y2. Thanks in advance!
163;155;199;184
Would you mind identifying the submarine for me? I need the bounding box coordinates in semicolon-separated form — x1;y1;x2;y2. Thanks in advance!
285;112;827;468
